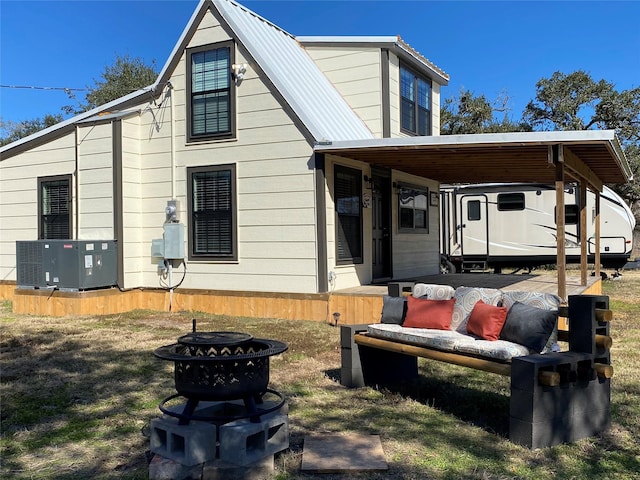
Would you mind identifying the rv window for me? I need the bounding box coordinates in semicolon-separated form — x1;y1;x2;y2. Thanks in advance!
556;204;580;225
497;193;525;211
467;200;481;221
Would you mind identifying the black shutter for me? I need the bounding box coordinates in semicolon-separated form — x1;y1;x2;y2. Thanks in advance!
335;165;362;263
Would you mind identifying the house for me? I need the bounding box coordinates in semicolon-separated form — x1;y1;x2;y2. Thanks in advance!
0;0;631;321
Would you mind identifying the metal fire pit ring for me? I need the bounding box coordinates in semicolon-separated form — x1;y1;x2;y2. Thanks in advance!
153;338;287;362
158;388;286;424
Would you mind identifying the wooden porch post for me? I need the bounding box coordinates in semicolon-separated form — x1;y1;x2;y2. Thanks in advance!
554;146;567;301
580;182;588;286
595;190;601;278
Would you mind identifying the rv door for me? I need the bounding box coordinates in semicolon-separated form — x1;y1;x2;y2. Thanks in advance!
460;194;489;259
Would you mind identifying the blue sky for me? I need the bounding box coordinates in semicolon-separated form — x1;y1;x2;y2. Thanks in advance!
1;0;639;126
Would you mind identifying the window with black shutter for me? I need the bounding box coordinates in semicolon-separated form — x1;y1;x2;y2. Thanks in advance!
39;175;71;239
335;165;363;264
187;41;235;142
188;165;237;260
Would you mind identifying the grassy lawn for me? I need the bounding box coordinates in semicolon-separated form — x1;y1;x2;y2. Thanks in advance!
1;272;639;479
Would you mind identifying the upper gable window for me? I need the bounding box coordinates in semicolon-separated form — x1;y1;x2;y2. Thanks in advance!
187;41;235;142
400;64;431;136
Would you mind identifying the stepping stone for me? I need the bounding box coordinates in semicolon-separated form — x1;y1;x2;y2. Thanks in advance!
301;434;388;473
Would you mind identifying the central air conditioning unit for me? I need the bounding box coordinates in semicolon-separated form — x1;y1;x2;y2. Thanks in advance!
16;240;118;291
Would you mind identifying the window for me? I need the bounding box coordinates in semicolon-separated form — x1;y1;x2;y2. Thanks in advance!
467;200;481;221
398;185;428;233
335;165;362;264
187;42;235;142
400;64;431;136
39;175;71;239
497;193;525;211
188;165;237;260
556;204;580;225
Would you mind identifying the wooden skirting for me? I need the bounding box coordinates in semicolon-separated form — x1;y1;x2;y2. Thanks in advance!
8;285;343;322
2;274;600;324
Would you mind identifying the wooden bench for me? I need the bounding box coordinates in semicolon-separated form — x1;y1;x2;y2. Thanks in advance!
340;294;613;449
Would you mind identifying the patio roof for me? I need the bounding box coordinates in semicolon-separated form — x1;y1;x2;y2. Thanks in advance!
314;130;633;189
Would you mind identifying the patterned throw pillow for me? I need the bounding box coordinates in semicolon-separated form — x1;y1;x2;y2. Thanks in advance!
451;287;503;333
412;283;456;300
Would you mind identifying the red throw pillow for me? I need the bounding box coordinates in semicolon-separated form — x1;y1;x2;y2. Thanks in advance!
466;300;508;341
403;296;455;330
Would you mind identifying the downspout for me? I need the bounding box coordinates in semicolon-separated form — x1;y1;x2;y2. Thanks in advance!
168;82;176;309
74;125;79;239
169;82;176;200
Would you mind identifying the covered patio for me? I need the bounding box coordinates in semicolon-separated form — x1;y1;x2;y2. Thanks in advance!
316;129;633;301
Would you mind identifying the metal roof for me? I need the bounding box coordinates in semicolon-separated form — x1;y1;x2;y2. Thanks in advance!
213;0;374;143
315;130;633;186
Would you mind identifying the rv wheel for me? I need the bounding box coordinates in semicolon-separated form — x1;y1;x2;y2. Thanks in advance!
440;258;457;274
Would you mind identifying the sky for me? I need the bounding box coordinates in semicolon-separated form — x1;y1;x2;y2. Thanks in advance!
1;0;639;127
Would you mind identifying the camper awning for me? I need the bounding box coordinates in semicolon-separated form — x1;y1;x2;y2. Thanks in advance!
314;130;632;189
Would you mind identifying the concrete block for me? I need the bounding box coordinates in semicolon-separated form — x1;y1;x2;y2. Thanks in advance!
568;295;609;354
571;377;610;415
341;365;364;388
218;412;289;466
510;416;571;449
510;385;571;424
150;416;217;466
387;282;414;297
340;324;370;349
149;454;203;480
203;455;274;480
570;406;610;443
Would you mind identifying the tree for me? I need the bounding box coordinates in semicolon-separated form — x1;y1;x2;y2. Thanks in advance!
64;54;158;114
1;55;159;146
440;88;530;135
523;71;640;230
0;114;63;146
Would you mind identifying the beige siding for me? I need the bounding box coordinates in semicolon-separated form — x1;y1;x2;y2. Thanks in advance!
0;134;77;281
391;171;440;276
120;116;144;288
305;47;382;137
324;155;373;290
323;155;440;290
124;9;319;293
77;123;114;239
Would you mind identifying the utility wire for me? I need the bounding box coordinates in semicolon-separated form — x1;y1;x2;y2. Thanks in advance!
0;85;87;92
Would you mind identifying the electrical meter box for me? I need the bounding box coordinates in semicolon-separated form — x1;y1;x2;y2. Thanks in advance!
163;223;185;259
16;240;118;291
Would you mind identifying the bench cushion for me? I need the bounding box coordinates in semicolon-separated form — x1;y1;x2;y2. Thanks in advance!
367;323;531;362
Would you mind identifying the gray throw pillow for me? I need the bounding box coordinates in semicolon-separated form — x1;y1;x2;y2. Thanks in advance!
381;295;407;324
500;301;558;352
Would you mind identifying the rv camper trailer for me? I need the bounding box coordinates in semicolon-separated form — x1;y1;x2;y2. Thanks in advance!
440;183;635;273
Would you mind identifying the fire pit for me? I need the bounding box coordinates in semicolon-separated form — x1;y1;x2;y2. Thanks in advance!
154;321;288;424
